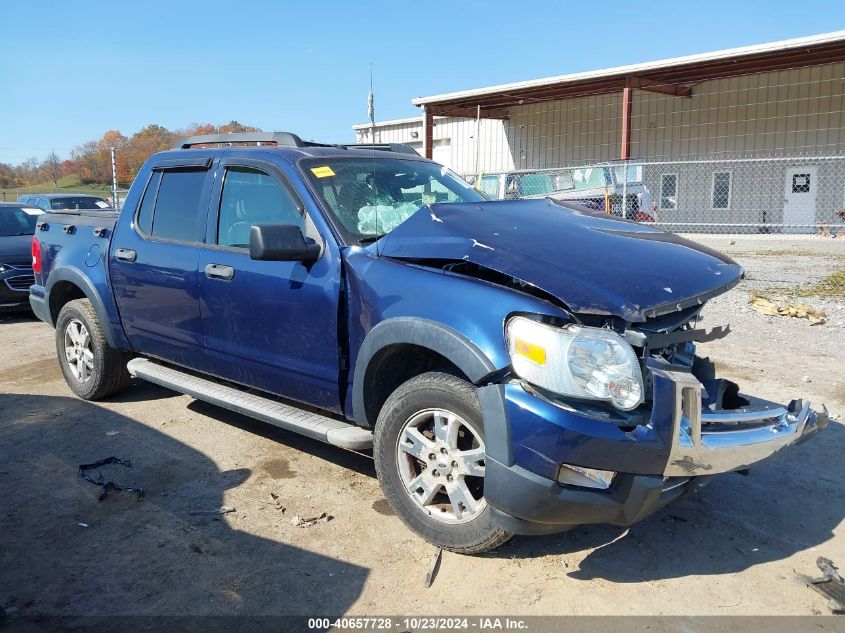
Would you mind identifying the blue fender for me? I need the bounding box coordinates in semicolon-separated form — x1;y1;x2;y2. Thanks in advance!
351;317;513;464
45;266;130;350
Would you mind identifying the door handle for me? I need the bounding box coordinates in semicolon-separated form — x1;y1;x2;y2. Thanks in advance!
115;248;137;262
204;263;235;281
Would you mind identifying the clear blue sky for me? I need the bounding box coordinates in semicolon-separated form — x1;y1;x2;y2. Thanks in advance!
1;0;844;165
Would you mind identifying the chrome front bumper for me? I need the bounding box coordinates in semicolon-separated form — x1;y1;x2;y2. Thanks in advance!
652;362;828;477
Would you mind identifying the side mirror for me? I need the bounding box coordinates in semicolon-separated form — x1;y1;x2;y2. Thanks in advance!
249;224;321;263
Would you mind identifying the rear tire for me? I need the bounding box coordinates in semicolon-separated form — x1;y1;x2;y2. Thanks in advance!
373;371;512;554
55;299;130;400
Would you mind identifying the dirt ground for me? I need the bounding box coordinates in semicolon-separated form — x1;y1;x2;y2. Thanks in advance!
1;292;844;621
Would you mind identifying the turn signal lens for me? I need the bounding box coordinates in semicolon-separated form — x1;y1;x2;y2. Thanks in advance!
514;337;547;366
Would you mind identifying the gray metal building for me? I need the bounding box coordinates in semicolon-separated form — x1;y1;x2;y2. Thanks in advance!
355;31;845;233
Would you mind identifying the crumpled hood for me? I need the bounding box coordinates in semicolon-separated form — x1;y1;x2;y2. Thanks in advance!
377;199;743;322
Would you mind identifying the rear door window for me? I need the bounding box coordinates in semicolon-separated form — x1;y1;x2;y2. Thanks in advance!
145;169;208;242
136;171;162;234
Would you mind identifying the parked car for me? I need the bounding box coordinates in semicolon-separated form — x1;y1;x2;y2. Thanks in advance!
18;193;110;212
477;164;655;222
30;132;826;554
0;202;42;312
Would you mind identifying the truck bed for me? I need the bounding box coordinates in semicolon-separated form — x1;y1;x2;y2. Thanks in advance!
40;209;118;230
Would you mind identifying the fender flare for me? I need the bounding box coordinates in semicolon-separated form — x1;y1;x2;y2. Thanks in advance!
352;318;497;428
45;267;126;349
351;317;513;464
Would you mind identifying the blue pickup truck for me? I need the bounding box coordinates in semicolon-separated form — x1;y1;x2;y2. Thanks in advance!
30;132;827;553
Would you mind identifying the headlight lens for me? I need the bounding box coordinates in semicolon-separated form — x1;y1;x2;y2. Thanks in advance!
506;316;644;410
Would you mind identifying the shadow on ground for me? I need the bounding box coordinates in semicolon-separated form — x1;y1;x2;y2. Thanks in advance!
187;385;843;584
0;393;369;620
0;311;38;325
152;385;844;584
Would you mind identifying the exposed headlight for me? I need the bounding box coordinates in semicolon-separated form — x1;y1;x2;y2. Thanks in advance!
506;316;644;411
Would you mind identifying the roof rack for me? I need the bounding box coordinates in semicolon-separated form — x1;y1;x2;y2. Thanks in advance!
340;143;420;156
172;134;422;157
173;132;306;149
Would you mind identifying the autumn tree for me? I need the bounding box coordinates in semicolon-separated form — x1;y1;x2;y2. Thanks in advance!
0;163;13;188
43;151;62;188
124;124;177;179
73;141;108;184
7;121;260;189
217;120;260;134
19;157;41;186
98;130;130;186
181;123;216;136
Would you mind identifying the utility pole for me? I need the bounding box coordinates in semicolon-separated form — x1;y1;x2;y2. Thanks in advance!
110;147;119;210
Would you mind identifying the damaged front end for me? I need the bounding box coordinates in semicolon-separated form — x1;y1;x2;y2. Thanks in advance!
481;305;828;533
626;310;828;477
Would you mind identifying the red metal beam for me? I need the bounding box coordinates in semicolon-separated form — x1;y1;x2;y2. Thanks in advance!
424;107;434;160
621;87;632;161
626;76;692;97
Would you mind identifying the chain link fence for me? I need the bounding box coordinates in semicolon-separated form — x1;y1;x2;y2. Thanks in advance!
465;155;845;234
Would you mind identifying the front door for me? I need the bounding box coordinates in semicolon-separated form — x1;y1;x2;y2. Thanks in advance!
110;163;213;370
783;166;817;234
197;158;342;412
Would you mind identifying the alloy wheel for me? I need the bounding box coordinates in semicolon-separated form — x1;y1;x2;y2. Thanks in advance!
64;318;94;382
395;408;487;524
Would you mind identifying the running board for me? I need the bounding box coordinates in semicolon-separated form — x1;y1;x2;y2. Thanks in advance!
127;358;373;450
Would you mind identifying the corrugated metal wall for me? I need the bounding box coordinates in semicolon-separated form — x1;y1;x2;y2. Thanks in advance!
352;63;845;232
631;62;845;159
360;62;845;172
490;62;845;168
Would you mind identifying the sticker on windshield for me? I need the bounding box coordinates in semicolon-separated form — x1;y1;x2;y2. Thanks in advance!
311;166;336;178
22;207;43;215
95;201;110;208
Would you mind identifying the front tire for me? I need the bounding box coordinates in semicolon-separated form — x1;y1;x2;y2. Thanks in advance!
373;372;512;554
55;299;130;400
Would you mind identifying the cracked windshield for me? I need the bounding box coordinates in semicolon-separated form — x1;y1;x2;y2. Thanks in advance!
303;157;484;244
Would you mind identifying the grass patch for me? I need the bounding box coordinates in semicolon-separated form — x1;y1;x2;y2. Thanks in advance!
751;249;819;257
0;173;113;202
793;269;845;298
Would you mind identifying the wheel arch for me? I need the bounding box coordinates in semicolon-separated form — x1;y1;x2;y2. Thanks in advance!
352;318;499;430
46;267;125;349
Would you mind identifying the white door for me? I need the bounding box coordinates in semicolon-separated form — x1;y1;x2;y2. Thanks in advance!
783;166;817;234
431;141;451;169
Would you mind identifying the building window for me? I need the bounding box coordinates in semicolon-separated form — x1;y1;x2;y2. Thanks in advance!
792;173;811;193
660;173;678;210
711;171;732;210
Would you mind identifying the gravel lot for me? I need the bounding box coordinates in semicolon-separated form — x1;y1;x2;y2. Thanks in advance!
1;251;844;622
690;234;845;295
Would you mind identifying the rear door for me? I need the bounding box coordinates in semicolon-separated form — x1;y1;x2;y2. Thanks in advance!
197;156;342;412
110;158;214;370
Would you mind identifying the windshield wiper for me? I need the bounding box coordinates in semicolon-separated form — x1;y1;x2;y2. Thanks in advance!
358;234;386;244
17;232;34;236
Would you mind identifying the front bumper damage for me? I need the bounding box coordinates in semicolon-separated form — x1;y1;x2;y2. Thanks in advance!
655;361;827;477
481;356;828;535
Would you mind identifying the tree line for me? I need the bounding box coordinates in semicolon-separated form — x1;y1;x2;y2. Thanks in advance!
0;121;260;189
